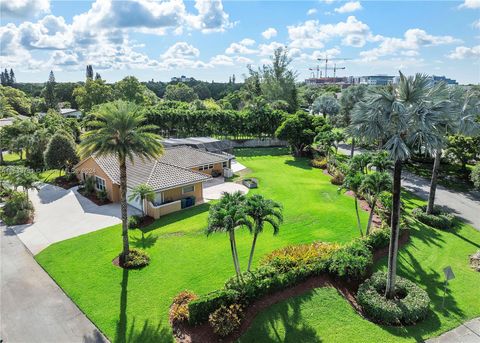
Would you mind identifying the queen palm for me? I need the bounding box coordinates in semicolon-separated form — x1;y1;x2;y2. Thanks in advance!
128;183;155;218
370;150;393;172
206;192;252;280
79;100;163;264
339;172;365;237
361;172;392;235
351;72;446;298
245;194;283;271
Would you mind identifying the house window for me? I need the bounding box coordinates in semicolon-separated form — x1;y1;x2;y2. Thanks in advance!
222;161;227;168
95;176;106;191
209;164;214;169
182;185;195;194
198;166;204;171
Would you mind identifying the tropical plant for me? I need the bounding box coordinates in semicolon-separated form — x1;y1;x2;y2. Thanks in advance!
350;152;372;175
339;172;365;237
206;191;252;281
361;172;392;235
275;112;317;156
350;72;447;298
128;183;155;218
44;133;79;175
339;85;367;156
370;150;393;172
472;163;480;189
244;194;283;271
312;94;339;119
79;100;163;264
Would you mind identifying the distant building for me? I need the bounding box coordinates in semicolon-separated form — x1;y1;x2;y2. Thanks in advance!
171;75;193;82
60;108;82;119
427;75;458;86
0;115;28;127
357;75;395;86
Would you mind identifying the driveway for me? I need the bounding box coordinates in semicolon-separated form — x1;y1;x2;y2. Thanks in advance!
11;183;140;255
1;224;108;343
203;177;249;201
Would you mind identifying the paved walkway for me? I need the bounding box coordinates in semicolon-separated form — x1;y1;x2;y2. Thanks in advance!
1;224;108;343
426;318;480;343
11;183;140;255
203;177;249;201
337;144;480;231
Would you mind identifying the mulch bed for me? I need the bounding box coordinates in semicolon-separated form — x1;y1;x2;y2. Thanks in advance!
138;216;155;228
78;189;111;206
51;176;79;190
172;229;411;343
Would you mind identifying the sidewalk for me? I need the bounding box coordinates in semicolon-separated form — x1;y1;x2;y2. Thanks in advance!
426;318;480;343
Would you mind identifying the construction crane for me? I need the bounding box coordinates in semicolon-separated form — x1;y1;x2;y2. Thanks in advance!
317;56;350;78
325;63;346;78
308;66;322;78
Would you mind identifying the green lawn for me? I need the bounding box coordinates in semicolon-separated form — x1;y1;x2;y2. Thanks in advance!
36;148;367;342
2;150;62;182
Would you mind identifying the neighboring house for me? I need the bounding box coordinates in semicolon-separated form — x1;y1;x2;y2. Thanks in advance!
74;146;230;218
0;115;28;127
162;136;235;155
60;108;82;118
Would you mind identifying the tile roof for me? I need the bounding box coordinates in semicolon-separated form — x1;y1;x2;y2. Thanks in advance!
158;146;228;168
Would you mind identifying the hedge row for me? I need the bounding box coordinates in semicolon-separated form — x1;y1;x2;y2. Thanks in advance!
412;206;455;230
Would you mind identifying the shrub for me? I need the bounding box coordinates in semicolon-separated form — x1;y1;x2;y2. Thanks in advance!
472;163;480;189
209;304;244;337
169;290;198;324
311;157;328;169
97;189;108;203
412;206;455;230
330;171;344;185
328;240;372;280
84;176;95;195
121;248;150;269
363;227;391;251
0;191;34;225
188;289;240;325
128;215;141;229
357;271;430;325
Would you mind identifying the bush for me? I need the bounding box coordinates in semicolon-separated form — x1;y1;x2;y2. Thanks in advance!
209;304;244;337
0;191;34;225
97;190;108;203
121;248;150;269
169;290;198;324
311;157;328;169
330;171;345;185
328;240;372;280
128;215;141;229
357;271;430;325
412;206;455;230
472;163;480;189
363;227;391;251
84;176;95;195
188;289;240;325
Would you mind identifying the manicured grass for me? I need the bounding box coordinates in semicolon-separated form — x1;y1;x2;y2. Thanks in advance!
2;150;61;182
36;149;367;342
240;192;480;343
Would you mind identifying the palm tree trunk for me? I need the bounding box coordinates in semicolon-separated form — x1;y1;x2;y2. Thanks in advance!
385;159;402;299
350;138;355;158
119;156;129;263
354;196;363;237
427;151;441;215
247;232;259;272
229;231;241;280
366;197;377;236
229;235;239;280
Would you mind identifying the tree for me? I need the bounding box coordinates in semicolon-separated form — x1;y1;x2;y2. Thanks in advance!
86;65;94;80
471;163;480;189
0;95;16;118
339;85;367;156
79;100;163;263
206;192;251;280
44;71;58;110
13;167;39;200
9;69;15;85
44;133;79;174
361;172;392;235
128;184;155;218
115;76;157;105
244;194;283;271
275;112;317;156
164;83;198;102
370;150;393;172
73;79;114;112
446;135;479;172
0;85;32;116
351;72;447;299
340;172;365;237
312;94;339;119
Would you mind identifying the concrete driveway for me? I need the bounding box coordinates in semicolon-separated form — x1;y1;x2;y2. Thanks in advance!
1;224;108;343
203;177;249;201
11;183;140;255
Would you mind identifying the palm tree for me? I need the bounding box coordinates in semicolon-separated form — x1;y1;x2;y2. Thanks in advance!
351;72;446;298
206;191;251;281
370;150;393;172
361;172;392;235
79;100;163;264
340;172;365;237
244;194;283;271
128;183;155;218
312;94;339;119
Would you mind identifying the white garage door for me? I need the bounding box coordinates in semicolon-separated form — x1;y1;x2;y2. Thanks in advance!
126;188;142;210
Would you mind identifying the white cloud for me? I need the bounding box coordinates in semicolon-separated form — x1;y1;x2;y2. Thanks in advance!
225;42;257;54
307;8;318;15
239;38;255;46
262;27;277;39
210;54;234;65
447;45;480;59
0;0;50;18
334;1;362;13
187;0;232;33
473;19;480;29
300;48;341;61
258;41;285;56
459;0;480;9
161;42;200;59
235;56;253;64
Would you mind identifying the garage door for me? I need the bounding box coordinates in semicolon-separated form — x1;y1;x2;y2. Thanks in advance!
126;188;142;210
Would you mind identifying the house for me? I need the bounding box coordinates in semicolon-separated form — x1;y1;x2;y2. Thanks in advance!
74;146;230;218
60;108;82;118
162;136;234;156
0;115;29;127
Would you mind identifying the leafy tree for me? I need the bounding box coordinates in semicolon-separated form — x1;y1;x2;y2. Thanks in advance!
114;76;157;105
55;82;80;108
43;71;58;110
164;83;198;102
44;133;79;174
0;85;32;116
312;94;339;119
73;79;114;112
95;72;102;80
79;100;163;264
0;95;16;118
361;172;392;235
339;172;365;237
13;167;39;200
471;163;480;189
9;69;15;85
206;192;251;280
128;183;155;218
370;150;393;172
339;85;367;156
27;128;51;169
351;72;447;298
244;194;283;271
276;112;317;156
350;152;372;175
193;83;211;100
446;135;479;172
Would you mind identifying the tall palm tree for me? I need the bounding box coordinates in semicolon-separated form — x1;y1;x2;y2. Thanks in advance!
340;172;365;237
312;94;339;119
206;191;251;281
244;194;283;271
361;172;392;235
128;183;155;218
79;100;163;264
351;72;446;298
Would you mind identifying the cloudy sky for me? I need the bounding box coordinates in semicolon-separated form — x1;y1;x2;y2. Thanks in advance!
1;0;479;84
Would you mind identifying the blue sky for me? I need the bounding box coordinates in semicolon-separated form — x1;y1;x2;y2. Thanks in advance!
1;0;479;84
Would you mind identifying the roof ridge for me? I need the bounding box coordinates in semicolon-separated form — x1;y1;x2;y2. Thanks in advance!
157;160;213;178
181;145;227;159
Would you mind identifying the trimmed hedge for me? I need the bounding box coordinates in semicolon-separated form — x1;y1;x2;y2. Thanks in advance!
188;289;239;325
412;206;455;230
328;240;373;280
357;271;430;325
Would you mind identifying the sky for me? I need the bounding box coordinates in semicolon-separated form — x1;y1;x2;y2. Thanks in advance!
1;0;479;84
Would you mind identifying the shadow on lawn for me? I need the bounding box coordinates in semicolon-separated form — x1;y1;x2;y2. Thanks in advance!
114;269;173;343
284;158;312;170
131;231;158;249
239;290;323;343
